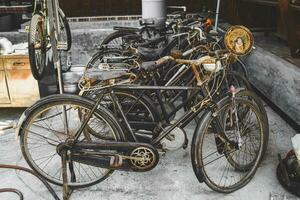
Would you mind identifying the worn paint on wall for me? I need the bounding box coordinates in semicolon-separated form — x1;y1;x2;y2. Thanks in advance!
245;47;300;124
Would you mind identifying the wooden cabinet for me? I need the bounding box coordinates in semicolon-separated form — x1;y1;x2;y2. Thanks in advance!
0;55;40;107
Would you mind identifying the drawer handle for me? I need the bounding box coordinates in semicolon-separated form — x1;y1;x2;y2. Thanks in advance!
13;62;26;66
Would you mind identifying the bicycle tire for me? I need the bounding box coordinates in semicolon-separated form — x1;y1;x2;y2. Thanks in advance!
191;97;267;193
19;94;124;189
28;14;47;80
215;72;269;155
101;30;138;48
235;89;269;156
58;8;72;51
81;90;160;138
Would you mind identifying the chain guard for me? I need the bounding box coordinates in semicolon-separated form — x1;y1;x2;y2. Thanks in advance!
57;141;159;172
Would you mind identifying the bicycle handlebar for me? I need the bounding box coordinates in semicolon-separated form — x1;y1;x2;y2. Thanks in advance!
156;48;229;66
155;56;174;66
175;25;207;41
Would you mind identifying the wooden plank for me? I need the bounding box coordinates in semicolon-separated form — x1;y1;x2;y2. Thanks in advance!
239;0;278;7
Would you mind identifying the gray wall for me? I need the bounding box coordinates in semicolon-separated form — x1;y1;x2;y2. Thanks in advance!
245;47;300;125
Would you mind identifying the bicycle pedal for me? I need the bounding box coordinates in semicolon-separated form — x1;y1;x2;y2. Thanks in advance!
57;41;68;50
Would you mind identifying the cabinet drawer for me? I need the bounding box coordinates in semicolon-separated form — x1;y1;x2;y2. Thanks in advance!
4;57;30;70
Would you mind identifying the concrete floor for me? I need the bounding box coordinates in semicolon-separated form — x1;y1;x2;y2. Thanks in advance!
0;105;299;200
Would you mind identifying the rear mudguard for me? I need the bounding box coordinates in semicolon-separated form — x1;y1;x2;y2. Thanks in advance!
58;141;159;172
16;94;126;142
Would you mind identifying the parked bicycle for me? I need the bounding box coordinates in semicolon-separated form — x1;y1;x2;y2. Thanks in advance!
78;26;268;151
28;0;71;80
88;19;250;87
17;26;269;198
100;11;213;50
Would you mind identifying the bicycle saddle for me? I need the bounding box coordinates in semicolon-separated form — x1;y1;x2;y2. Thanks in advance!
139;19;155;26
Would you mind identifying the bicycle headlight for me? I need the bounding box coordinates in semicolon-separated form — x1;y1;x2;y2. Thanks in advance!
224;25;254;56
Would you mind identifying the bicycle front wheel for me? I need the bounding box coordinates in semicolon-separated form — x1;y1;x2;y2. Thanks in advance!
101;30;138;49
19;94;124;188
191;97;267;193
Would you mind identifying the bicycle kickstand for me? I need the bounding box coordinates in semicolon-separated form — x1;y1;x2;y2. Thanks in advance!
62;150;73;200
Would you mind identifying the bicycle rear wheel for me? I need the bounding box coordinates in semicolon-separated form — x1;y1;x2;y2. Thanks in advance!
101;30;138;49
191;97;267;193
19;94;124;188
82;90;160;139
28;14;47;80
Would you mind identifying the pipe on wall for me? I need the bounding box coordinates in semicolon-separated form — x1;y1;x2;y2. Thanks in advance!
142;0;166;26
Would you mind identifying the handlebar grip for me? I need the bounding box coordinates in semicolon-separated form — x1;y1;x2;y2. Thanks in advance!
155;56;174;66
182;48;196;57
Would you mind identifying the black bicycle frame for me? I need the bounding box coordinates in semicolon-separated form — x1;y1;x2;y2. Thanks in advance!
72;83;226;148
